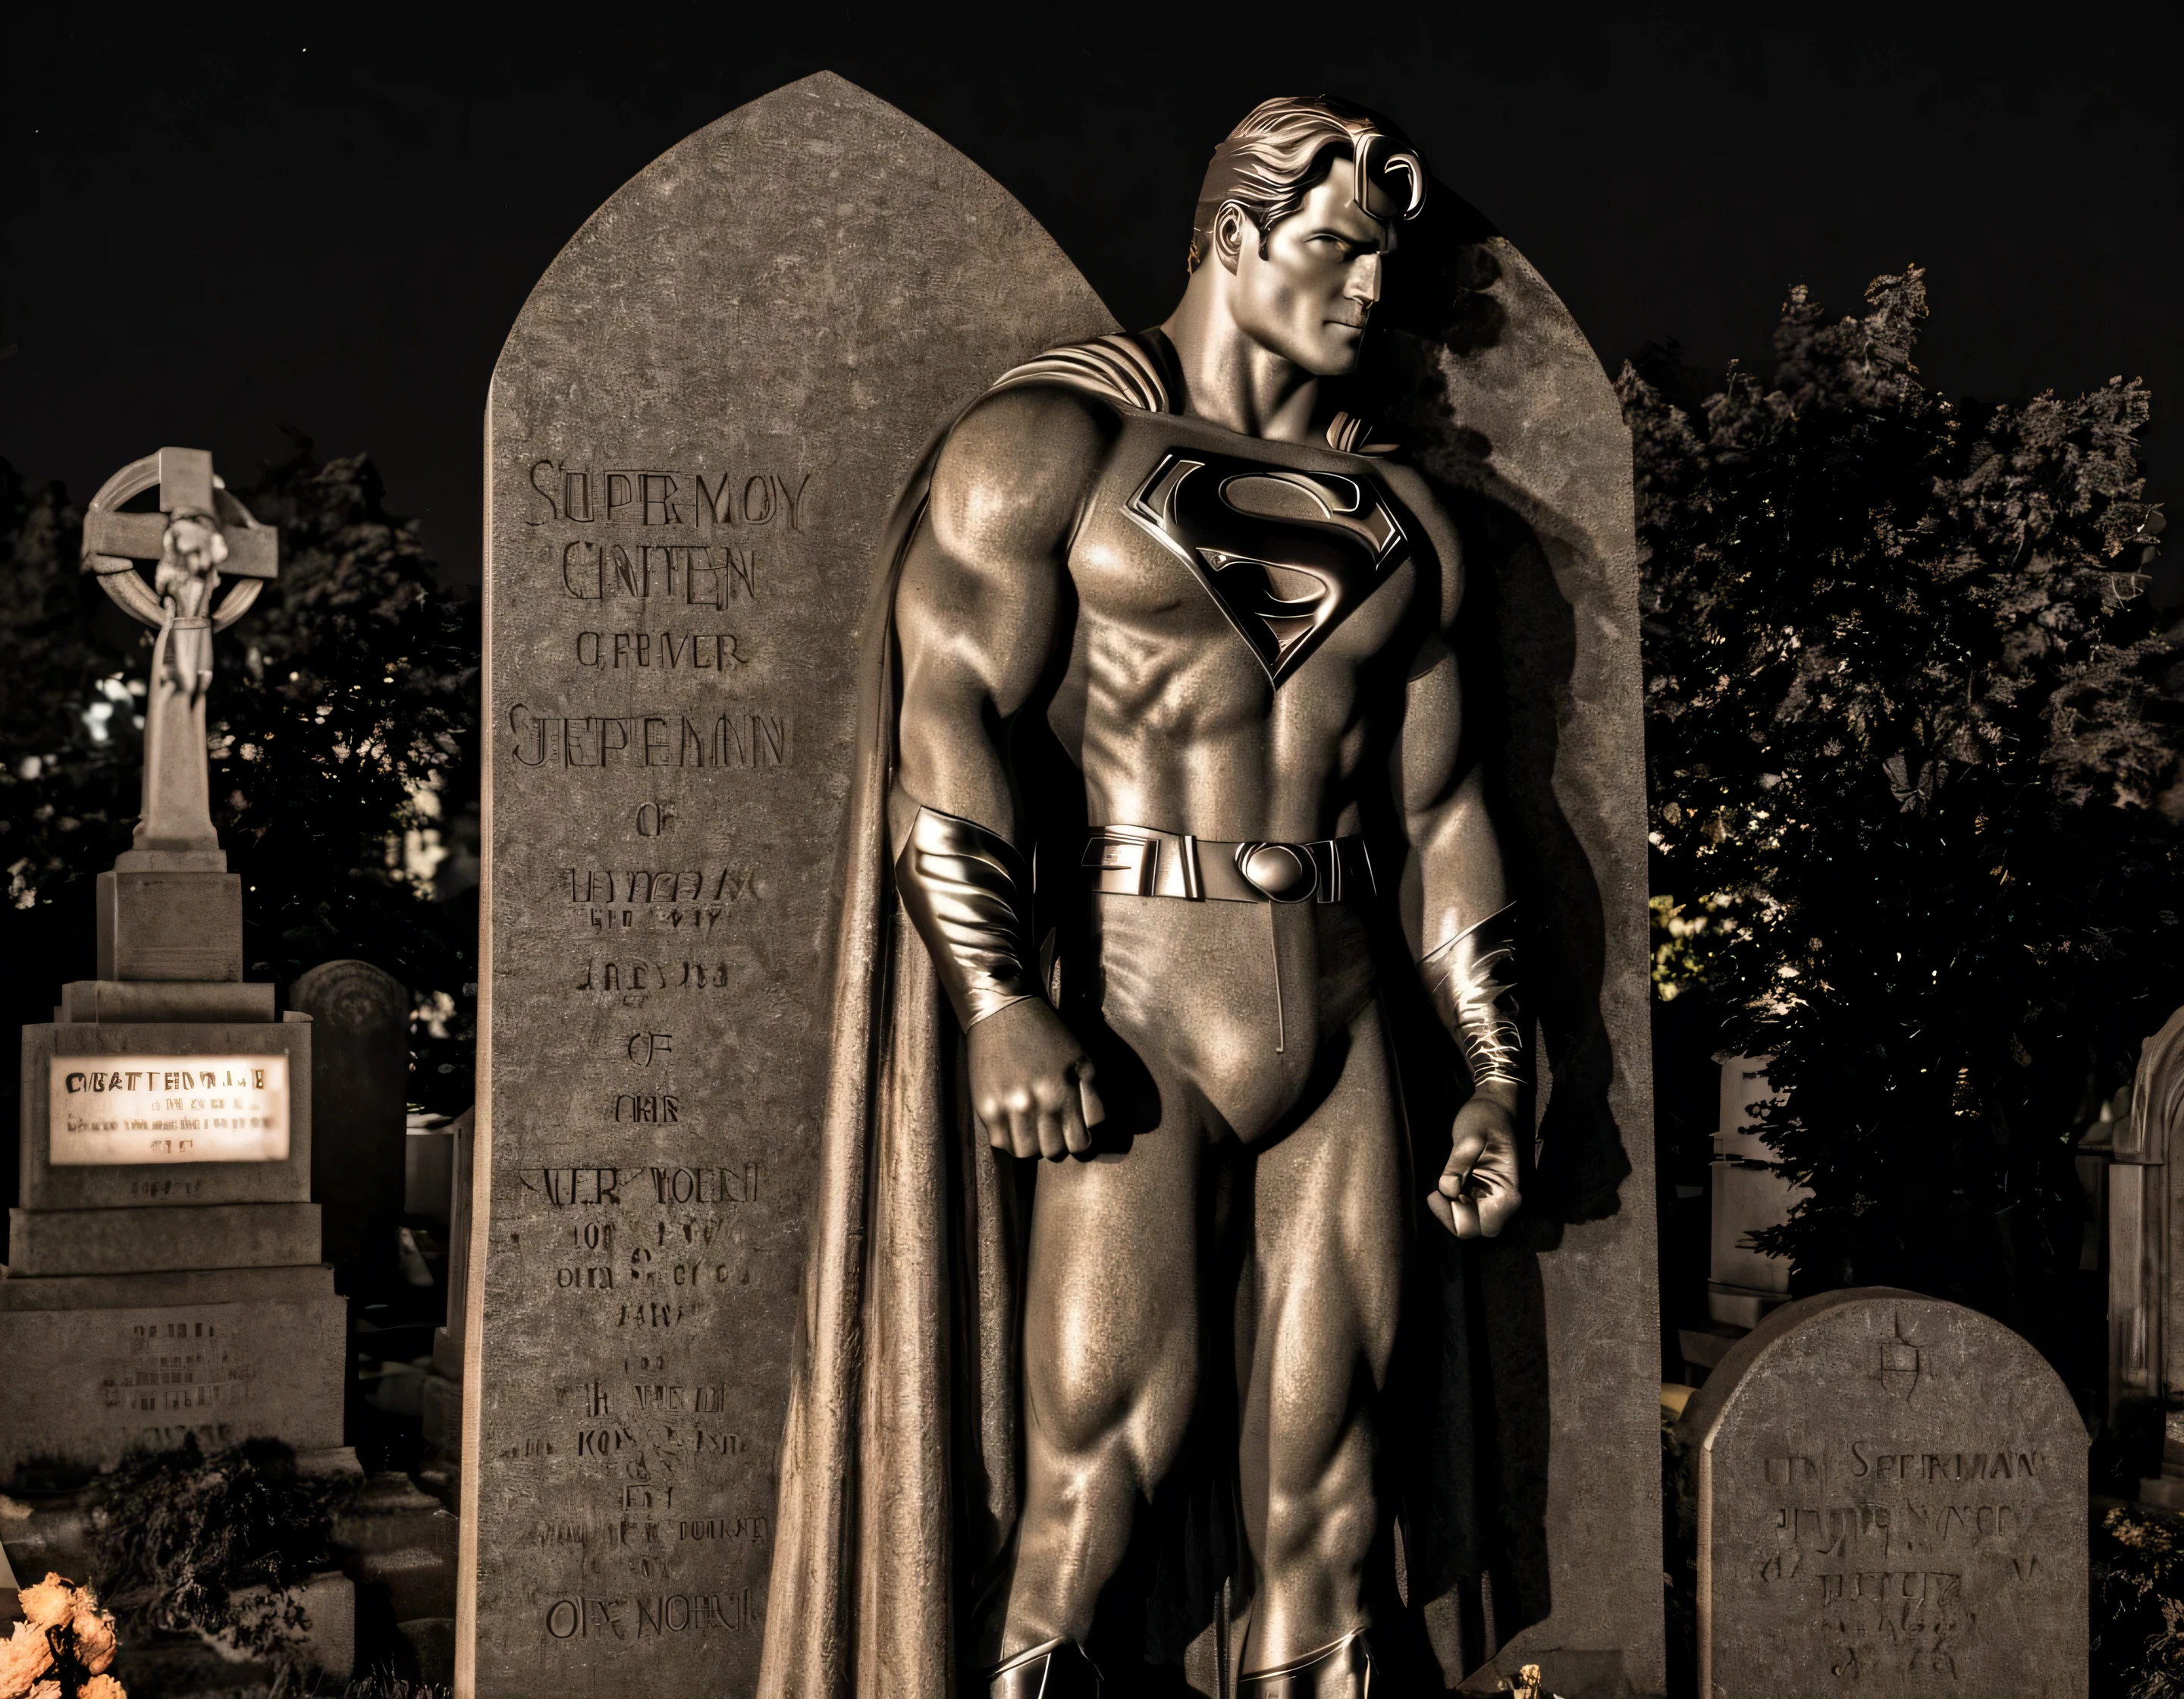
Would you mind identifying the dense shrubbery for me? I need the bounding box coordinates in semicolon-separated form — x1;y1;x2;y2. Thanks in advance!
2095;1503;2184;1697
89;1437;342;1669
1624;269;2181;1335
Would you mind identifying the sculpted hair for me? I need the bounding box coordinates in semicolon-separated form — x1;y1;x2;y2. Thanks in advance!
1188;94;1423;272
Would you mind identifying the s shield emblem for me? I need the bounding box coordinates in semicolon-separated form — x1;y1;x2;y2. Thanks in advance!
1125;451;1408;686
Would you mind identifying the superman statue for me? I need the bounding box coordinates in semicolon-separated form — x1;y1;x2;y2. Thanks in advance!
761;97;1549;1699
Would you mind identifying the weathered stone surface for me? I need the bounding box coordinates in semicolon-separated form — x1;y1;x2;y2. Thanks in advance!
421;1107;472;1504
0;1286;347;1476
292;959;410;1286
334;1471;459;1625
61;979;277;1023
465;72;1112;1697
406;1119;454;1226
434;1107;472;1381
5;1201;321;1274
1715;1054;1778;1163
1681;1288;2086;1698
1712;1159;1803;1305
0;1261;334;1310
97;869;243;980
1392;231;1664;1697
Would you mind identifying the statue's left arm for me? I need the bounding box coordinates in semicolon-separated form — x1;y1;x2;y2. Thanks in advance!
890;384;1115;1162
1394;630;1523;1239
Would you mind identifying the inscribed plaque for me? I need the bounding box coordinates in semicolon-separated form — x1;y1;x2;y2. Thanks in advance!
49;1054;290;1165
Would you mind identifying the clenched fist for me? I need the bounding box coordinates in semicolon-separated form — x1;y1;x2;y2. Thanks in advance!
1429;1079;1522;1238
966;996;1106;1161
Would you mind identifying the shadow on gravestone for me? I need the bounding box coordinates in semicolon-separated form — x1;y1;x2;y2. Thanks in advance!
1680;1289;2088;1698
1377;209;1662;1694
291;959;409;1294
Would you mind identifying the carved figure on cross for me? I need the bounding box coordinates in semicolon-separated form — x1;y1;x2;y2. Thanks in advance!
80;447;278;863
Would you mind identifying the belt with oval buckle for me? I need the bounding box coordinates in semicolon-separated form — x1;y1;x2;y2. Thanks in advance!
1081;826;1375;904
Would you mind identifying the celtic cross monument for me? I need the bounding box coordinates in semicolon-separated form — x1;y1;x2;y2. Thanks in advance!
2;448;349;1528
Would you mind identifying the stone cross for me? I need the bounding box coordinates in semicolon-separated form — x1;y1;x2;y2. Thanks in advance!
80;446;278;865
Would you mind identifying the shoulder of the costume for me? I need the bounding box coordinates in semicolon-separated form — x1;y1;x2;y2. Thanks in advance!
985;331;1180;415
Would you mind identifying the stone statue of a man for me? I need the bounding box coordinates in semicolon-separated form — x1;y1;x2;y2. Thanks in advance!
880;96;1523;1696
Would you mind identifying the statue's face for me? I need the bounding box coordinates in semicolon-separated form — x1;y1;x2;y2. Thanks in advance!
1230;157;1397;378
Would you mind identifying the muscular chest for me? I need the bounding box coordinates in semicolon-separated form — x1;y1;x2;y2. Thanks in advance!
1065;422;1431;718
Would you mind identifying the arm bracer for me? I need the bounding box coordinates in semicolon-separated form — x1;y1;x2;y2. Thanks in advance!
894;803;1038;1030
1419;903;1523;1088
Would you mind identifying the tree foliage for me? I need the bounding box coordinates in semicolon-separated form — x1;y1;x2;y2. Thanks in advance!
1624;269;2181;1326
2095;1503;2184;1698
0;440;479;1113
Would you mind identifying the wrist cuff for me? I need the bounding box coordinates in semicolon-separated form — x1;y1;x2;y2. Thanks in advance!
1420;903;1523;1088
894;805;1037;1029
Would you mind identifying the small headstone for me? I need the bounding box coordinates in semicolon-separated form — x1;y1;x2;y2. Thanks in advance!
1680;1288;2086;1697
291;959;410;1290
419;1106;472;1505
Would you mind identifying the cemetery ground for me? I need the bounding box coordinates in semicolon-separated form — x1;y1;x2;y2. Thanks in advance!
1;273;2177;1697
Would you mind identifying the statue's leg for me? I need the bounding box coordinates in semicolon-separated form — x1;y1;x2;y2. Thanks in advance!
1001;1043;1208;1656
1235;996;1405;1673
994;891;1357;1666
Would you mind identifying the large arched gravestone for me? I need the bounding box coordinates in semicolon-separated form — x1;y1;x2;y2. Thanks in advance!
468;72;1661;1699
465;72;1113;1697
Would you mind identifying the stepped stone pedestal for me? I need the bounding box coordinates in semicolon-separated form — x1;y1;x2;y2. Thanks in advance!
4;882;346;1478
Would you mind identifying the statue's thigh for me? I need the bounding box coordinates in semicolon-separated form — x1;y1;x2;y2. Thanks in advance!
1020;1081;1207;1451
1241;1000;1407;1474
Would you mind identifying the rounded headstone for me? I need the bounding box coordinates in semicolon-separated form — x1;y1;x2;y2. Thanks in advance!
1680;1288;2086;1697
290;958;409;1283
469;71;1112;1698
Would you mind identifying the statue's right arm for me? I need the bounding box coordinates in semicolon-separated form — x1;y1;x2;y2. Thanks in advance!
891;385;1115;1162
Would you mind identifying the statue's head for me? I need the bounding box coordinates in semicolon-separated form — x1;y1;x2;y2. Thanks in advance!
1188;96;1426;377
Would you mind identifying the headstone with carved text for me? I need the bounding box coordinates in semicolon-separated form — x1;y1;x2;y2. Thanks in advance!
462;72;1112;1697
1680;1288;2086;1697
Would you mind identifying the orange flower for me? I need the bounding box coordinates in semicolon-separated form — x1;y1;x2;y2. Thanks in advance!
0;1619;53;1698
15;1578;72;1634
3;1575;127;1698
69;1605;117;1678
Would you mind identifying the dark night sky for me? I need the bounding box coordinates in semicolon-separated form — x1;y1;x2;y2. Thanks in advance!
3;4;2176;592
